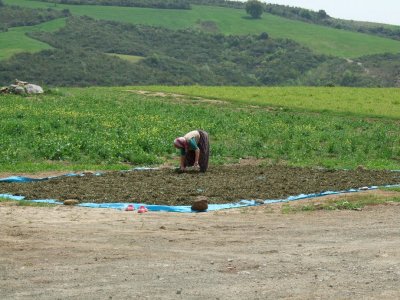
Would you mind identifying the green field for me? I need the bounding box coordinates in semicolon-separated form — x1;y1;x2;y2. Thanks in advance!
0;87;398;172
130;86;400;119
0;18;65;60
4;0;400;58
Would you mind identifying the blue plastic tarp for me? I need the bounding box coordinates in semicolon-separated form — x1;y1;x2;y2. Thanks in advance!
1;171;399;213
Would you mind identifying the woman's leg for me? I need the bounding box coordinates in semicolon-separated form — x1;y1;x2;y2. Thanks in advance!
197;130;209;172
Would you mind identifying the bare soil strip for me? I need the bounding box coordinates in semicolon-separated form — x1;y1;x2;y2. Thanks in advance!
1;165;399;205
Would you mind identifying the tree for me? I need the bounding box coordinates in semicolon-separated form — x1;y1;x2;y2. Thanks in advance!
245;0;263;19
317;9;328;19
300;10;311;20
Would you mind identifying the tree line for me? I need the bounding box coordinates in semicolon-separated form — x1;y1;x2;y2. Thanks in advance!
33;0;246;9
0;4;70;31
36;0;191;9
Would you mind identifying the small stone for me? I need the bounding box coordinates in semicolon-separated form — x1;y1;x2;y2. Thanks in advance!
82;171;95;176
191;197;208;212
63;199;79;206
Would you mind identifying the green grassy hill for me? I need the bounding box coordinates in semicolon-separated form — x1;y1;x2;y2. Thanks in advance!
4;0;400;58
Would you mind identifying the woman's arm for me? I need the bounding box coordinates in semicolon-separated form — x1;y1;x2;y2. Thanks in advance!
180;155;186;171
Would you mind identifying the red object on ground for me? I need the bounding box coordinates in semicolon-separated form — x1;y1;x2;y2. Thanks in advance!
137;206;148;213
125;204;134;211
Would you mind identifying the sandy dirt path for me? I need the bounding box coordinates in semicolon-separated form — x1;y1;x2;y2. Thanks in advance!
1;200;399;300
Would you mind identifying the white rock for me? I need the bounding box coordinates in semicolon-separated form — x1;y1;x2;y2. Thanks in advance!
25;84;44;94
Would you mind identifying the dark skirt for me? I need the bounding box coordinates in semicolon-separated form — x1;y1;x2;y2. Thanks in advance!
184;130;209;172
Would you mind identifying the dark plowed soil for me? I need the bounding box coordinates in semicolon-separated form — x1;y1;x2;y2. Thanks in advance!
1;165;399;205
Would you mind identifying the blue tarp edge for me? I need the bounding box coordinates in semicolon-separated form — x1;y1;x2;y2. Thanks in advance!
1;171;399;213
1;184;399;213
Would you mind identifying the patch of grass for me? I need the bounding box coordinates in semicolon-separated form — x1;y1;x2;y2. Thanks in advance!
0;196;15;202
282;194;400;213
5;0;400;58
380;186;400;192
0;197;56;207
0;18;65;60
133;86;400;119
16;200;56;207
106;53;144;63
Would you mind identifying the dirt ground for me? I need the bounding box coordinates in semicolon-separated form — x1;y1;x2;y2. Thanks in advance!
1;165;399;205
1;165;400;299
1;194;400;300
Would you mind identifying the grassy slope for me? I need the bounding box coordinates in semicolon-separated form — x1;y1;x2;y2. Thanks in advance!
4;0;400;58
130;86;400;119
0;18;65;60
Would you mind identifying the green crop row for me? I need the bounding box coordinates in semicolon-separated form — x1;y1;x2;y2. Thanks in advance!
0;86;399;172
